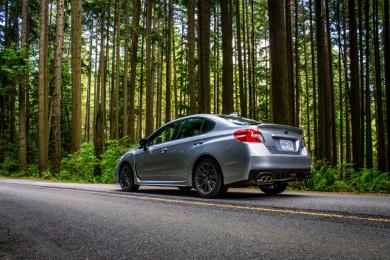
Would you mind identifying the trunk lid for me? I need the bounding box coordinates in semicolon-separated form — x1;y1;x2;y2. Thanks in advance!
257;123;304;154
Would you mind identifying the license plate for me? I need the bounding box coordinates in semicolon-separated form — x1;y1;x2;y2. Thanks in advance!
280;139;294;151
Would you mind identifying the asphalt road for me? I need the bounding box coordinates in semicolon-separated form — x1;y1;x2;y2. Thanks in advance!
0;178;389;259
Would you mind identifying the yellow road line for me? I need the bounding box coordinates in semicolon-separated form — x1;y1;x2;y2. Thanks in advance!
35;185;390;224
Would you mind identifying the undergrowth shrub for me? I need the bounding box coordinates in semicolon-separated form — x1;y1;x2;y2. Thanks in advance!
60;142;97;182
293;162;390;193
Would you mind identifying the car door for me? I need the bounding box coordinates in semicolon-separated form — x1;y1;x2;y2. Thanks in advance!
164;118;215;181
134;122;179;181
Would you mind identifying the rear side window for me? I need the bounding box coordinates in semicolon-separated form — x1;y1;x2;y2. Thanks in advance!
218;115;260;125
176;118;214;139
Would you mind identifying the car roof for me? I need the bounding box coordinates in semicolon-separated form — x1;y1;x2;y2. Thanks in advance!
169;113;231;125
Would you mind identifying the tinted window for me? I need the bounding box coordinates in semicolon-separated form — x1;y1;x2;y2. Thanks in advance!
201;119;214;133
177;118;214;139
218;115;260;125
149;123;178;146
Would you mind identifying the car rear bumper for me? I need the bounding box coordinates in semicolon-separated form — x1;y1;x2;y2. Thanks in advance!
248;168;311;182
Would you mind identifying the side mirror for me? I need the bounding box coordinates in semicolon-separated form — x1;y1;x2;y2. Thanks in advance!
139;139;147;150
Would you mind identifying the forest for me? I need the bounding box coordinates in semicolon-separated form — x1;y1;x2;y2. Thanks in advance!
0;0;389;191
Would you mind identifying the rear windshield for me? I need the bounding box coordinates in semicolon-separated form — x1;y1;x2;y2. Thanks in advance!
218;115;260;125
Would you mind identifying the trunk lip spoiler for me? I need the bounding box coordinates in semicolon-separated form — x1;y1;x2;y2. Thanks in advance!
257;123;303;135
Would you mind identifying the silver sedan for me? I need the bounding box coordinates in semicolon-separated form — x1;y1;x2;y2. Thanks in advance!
115;114;311;198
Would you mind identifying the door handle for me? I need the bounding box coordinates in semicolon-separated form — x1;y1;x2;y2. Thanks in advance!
193;141;204;147
160;147;168;153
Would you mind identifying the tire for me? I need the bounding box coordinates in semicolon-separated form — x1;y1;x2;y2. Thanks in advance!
259;182;288;195
118;163;139;192
178;187;192;191
193;158;224;198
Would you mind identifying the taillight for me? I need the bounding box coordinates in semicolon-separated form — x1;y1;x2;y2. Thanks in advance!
234;129;263;143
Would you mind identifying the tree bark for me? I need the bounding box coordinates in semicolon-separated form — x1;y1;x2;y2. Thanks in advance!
235;0;246;117
71;0;82;152
325;0;337;165
122;0;130;138
19;0;28;171
145;0;154;135
315;0;332;162
51;0;65;175
85;19;93;142
129;0;141;143
198;0;211;114
38;0;49;174
384;0;390;170
348;0;362;170
221;0;234;114
114;0;120;138
364;0;372;168
373;0;385;171
165;0;173;122
286;0;295;125
309;0;318;158
268;0;290;125
187;0;196;114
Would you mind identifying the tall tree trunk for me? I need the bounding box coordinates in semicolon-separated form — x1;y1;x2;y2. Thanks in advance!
138;22;145;139
364;0;373;168
38;0;49;174
165;0;173;122
94;0;106;175
221;0;233;114
384;0;390;170
348;0;362;170
325;0;337;165
129;0;141;143
187;0;196;114
145;0;154;135
156;10;163;129
309;0;318;158
198;0;211;113
235;0;246;117
245;0;253;118
122;0;130;138
114;0;120;138
302;0;311;153
110;0;118;139
242;0;248;117
358;0;365;167
250;0;256;118
294;0;300;126
71;0;82;152
373;0;386;171
336;0;344;164
268;0;290;125
19;0;28;171
286;0;295;125
213;5;220;114
51;0;65;175
342;3;351;164
315;0;332;162
85;19;93;142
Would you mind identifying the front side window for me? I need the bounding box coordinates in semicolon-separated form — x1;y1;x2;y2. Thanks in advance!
148;123;178;146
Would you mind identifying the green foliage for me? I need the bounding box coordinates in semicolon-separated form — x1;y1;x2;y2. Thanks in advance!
100;139;130;183
291;162;390;193
59;142;97;182
0;154;18;176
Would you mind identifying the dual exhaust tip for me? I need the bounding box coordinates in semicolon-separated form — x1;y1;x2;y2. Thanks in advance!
259;175;273;184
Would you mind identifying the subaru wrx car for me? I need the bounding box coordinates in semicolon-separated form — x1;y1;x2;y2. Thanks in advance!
115;114;311;198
